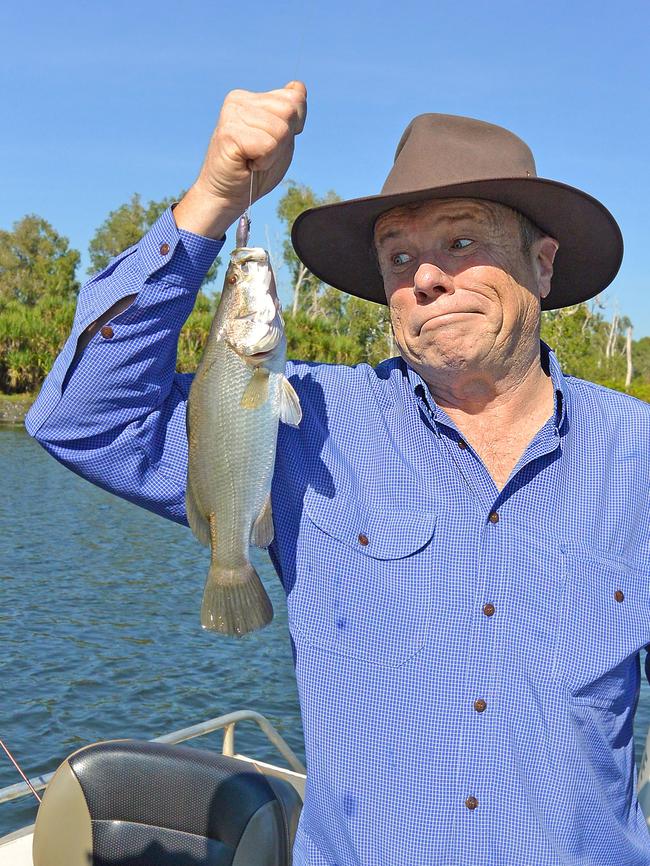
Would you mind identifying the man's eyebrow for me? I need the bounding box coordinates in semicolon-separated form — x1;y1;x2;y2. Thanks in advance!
442;211;487;224
374;228;403;247
375;211;488;247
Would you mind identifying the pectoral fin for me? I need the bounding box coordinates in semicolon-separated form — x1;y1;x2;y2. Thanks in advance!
186;478;210;547
250;494;274;548
279;376;302;427
241;367;270;409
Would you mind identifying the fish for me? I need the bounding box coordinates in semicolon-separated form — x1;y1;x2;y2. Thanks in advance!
185;238;302;636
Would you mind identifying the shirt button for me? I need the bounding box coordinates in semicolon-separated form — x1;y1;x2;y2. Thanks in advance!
160;242;170;255
483;603;495;617
358;533;369;546
100;326;114;339
474;698;487;713
488;511;499;524
614;589;624;603
458;439;467;450
465;796;478;810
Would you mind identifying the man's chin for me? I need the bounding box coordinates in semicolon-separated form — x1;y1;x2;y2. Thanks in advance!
403;348;479;378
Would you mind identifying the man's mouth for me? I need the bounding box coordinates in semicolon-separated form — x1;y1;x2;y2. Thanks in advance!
419;311;480;332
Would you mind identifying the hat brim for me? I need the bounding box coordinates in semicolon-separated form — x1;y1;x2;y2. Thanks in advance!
291;177;623;311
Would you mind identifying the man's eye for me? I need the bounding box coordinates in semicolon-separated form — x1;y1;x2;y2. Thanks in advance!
391;253;411;266
451;238;473;250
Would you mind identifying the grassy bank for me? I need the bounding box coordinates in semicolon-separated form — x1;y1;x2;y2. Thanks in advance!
0;393;35;425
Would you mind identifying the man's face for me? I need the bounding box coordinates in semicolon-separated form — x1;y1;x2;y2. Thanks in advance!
373;198;557;381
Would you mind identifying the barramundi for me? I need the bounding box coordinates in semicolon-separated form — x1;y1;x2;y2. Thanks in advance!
186;243;301;635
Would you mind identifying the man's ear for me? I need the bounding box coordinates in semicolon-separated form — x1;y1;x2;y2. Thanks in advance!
535;236;559;300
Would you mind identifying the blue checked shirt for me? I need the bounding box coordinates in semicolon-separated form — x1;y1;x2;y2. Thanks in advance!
26;207;650;865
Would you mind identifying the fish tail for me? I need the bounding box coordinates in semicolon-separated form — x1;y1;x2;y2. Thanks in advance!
200;562;273;636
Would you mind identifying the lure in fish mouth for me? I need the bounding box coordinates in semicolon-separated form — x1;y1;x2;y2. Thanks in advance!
185;243;302;636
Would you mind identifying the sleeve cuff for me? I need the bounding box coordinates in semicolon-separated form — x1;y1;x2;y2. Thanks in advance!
137;206;225;291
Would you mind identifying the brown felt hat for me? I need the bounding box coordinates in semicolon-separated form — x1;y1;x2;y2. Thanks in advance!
291;114;623;310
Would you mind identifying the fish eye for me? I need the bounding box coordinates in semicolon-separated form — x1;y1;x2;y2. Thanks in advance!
391;252;411;266
451;238;473;250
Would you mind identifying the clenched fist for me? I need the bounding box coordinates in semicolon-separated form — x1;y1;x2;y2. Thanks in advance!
174;82;307;239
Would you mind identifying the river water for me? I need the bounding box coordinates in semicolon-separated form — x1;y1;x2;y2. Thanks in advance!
1;426;650;837
1;426;304;836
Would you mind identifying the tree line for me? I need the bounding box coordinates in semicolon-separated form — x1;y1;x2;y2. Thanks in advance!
1;184;649;402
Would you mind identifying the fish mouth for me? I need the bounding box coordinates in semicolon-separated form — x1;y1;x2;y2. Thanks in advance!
246;348;277;363
231;247;270;265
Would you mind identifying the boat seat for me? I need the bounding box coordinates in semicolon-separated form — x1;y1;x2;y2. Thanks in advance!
32;739;302;866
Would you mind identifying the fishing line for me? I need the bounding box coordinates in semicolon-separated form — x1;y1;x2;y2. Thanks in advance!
245;169;254;241
292;0;312;87
0;737;42;803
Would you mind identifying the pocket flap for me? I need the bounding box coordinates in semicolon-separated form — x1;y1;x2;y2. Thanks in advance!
555;543;650;702
303;488;437;560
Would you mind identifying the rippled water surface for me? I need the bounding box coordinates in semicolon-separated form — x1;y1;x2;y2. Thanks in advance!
1;427;649;837
1;427;304;836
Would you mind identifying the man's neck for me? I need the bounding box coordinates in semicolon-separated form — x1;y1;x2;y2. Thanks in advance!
420;345;554;433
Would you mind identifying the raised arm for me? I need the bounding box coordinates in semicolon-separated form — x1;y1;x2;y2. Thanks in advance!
26;82;307;525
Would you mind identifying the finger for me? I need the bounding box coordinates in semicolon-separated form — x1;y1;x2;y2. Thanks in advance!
252;83;306;134
230;127;281;171
283;81;307;134
235;107;291;149
284;80;307;98
242;90;307;136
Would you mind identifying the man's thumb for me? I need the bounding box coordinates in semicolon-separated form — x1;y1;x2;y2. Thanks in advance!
284;80;307;97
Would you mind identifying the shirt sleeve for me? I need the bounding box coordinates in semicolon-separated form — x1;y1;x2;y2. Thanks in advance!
25;206;225;526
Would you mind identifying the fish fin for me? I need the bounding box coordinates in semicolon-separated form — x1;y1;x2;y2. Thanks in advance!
279;376;302;427
185;480;210;547
201;560;274;636
250;494;274;548
240;367;270;409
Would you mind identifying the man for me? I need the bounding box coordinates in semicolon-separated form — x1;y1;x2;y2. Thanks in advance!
26;82;650;865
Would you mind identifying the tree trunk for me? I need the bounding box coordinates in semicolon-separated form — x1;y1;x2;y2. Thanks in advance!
292;264;309;316
606;313;619;359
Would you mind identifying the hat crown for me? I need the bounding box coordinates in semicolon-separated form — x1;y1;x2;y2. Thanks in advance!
381;113;537;195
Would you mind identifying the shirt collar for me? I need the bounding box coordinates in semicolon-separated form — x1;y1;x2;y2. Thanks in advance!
403;339;569;434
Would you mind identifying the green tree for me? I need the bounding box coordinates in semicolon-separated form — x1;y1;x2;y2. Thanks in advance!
633;336;650;382
345;295;395;365
88;192;220;287
0;295;75;392
0;215;80;307
277;181;340;316
541;303;605;379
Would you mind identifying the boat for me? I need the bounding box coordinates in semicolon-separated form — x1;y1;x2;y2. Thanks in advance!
2;712;650;864
0;710;306;865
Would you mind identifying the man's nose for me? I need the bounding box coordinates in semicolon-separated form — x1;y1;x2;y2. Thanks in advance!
413;262;455;302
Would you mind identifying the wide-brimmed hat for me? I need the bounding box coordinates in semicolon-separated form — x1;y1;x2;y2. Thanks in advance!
291;114;623;310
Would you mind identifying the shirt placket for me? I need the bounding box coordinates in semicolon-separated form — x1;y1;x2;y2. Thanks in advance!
432;414;564;856
452;505;505;856
413;395;504;849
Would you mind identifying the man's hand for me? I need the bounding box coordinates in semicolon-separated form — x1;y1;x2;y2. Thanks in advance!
174;82;307;239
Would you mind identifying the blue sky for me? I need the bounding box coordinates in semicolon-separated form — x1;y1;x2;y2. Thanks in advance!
2;0;649;336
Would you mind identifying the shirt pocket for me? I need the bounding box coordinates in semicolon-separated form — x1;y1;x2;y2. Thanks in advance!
552;543;650;708
288;489;437;668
